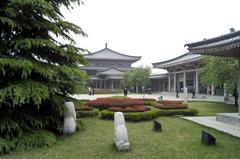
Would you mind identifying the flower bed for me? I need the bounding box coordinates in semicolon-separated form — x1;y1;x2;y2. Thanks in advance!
156;100;188;109
108;106;150;112
87;98;144;109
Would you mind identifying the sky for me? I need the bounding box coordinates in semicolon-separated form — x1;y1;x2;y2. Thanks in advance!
61;0;240;73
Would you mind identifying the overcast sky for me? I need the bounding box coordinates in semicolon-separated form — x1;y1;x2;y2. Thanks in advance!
61;0;240;73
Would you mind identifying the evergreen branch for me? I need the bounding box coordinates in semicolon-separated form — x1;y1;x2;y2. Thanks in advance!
0;16;18;29
0;80;50;106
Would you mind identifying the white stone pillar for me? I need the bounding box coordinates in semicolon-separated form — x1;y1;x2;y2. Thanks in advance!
238;60;240;114
168;74;171;92
111;80;114;90
196;70;199;94
104;80;107;89
183;71;186;88
211;85;215;95
174;73;176;92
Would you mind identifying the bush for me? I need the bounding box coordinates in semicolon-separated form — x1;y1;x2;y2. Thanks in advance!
87;98;144;109
108;106;150;112
100;107;160;122
76;106;93;111
158;109;198;116
76;109;99;118
155;103;187;110
144;101;157;107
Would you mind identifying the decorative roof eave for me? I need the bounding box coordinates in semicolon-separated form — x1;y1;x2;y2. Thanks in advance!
184;30;240;58
187;41;240;58
149;74;168;79
84;48;141;61
152;54;202;69
96;67;124;76
184;30;240;47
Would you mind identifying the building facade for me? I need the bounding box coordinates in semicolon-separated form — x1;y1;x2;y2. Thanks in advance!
152;53;224;95
81;44;141;89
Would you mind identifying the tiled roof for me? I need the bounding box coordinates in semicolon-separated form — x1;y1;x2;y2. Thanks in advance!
152;53;201;69
84;47;141;61
184;30;240;57
96;67;124;76
149;74;168;79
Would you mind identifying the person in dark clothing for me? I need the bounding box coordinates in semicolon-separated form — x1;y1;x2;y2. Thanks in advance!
123;88;128;96
176;89;179;98
192;90;195;99
233;88;238;106
92;87;95;96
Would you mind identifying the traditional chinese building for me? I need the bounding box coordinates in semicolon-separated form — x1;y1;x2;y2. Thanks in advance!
81;44;141;89
185;29;240;113
152;53;224;95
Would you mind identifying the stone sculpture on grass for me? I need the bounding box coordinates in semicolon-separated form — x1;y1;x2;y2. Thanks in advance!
114;112;130;151
63;102;76;134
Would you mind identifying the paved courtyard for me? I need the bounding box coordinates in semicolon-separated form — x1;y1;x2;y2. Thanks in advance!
182;116;240;138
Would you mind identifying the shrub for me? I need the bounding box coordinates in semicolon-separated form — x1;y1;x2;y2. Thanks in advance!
144;101;157;107
158;109;198;116
76;109;99;118
100;107;160;122
155;103;187;110
76;106;93;111
108;106;150;112
87;98;144;109
158;100;182;105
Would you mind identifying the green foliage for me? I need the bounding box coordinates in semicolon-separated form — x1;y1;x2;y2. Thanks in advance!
100;107;198;121
158;109;198;116
200;56;238;94
100;107;160;122
76;109;99;118
0;130;56;155
0;0;87;155
123;65;151;93
144;101;157;106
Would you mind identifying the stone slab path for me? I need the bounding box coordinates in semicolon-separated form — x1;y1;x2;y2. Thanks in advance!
182;116;240;138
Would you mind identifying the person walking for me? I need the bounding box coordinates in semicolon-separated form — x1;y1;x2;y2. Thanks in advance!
192;90;195;99
123;88;128;96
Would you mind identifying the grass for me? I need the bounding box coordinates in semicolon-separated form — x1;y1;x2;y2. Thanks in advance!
1;102;240;159
187;101;237;116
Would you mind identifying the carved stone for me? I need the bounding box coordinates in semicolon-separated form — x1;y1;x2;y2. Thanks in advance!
63;102;76;134
114;112;130;151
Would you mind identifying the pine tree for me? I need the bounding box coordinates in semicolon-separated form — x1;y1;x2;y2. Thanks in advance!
0;0;88;151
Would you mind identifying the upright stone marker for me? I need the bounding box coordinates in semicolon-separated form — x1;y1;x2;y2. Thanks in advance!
184;87;188;103
63;102;76;134
114;112;130;151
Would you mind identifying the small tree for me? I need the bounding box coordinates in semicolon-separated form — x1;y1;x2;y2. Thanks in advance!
123;65;151;93
200;56;238;105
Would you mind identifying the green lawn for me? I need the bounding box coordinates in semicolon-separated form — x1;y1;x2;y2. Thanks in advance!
1;102;240;159
188;101;237;116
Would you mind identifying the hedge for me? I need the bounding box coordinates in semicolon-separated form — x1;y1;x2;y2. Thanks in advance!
158;109;198;116
100;107;160;122
100;107;198;121
76;109;99;118
144;101;157;107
